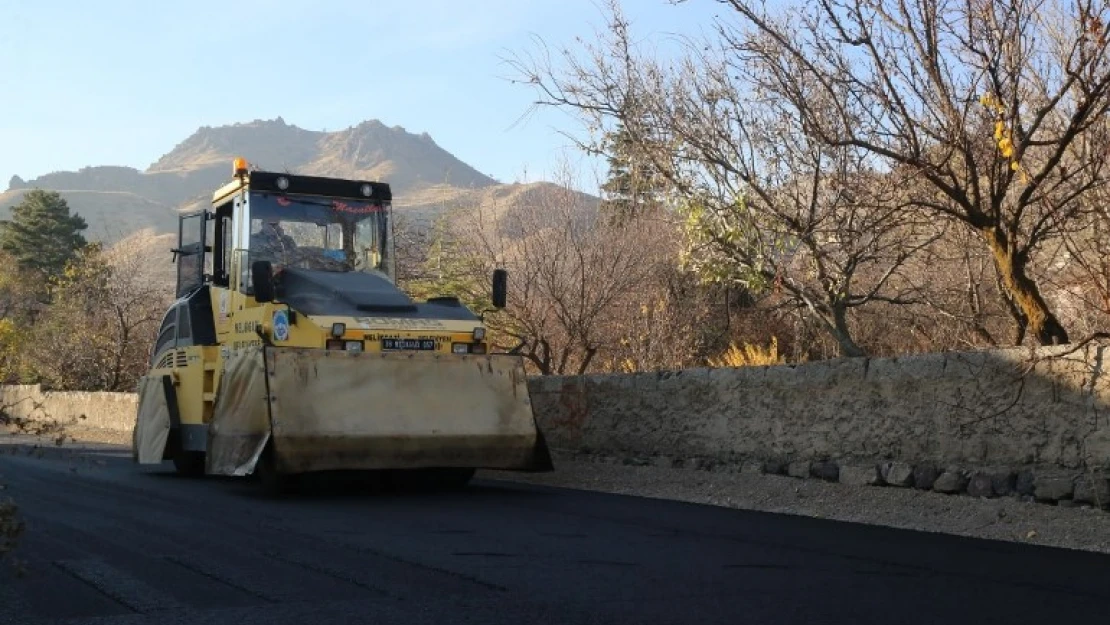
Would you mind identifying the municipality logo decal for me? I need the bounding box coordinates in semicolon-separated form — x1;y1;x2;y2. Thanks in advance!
273;310;290;342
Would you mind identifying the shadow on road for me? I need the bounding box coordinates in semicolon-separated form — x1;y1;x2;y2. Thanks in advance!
139;465;554;504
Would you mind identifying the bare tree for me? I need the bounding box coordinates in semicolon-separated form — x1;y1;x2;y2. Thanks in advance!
1047;192;1110;334
392;210;433;288
511;0;1110;347
98;229;175;389
697;0;1110;346
594;224;722;372
24;229;173;391
508;1;942;357
443;172;666;375
891;225;1018;349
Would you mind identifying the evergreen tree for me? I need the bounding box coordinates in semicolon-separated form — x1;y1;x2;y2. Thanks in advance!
0;189;88;279
406;213;491;312
598;119;666;223
599;122;636;213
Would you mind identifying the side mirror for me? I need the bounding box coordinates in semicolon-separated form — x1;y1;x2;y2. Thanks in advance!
491;268;508;309
252;260;275;303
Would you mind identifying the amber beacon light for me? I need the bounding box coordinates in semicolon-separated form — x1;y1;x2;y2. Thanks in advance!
233;157;249;177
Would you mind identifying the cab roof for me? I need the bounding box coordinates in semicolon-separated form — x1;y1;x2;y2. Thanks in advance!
211;170;393;206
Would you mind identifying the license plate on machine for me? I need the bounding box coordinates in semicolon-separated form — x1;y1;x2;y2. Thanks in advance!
381;338;436;351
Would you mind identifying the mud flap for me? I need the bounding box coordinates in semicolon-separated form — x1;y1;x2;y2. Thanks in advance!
266;348;553;474
206;347;273;476
133;375;172;464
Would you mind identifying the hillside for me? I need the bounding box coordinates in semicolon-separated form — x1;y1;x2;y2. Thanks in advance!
393;182;603;230
0;188;181;241
0;117;566;244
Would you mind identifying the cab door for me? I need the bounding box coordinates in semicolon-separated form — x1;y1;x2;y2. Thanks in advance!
174;210;210;298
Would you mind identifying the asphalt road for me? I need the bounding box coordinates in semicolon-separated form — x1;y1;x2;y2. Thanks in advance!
1;438;1109;625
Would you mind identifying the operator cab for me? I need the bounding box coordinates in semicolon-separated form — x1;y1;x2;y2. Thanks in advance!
152;160;399;366
171;159;395;300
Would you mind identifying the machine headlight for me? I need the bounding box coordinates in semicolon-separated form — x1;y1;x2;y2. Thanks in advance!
331;323;346;337
473;327;486;341
276;176;290;190
360;183;373;197
452;343;469;354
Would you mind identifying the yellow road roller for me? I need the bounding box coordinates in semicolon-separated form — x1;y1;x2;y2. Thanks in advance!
132;158;553;493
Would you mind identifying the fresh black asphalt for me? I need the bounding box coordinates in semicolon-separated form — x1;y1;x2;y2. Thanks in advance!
1;438;1108;624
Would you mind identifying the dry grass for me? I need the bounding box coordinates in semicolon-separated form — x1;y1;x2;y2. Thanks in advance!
707;336;787;367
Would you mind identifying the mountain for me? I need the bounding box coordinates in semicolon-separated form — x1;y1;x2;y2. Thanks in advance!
144;117;498;191
0;117;574;244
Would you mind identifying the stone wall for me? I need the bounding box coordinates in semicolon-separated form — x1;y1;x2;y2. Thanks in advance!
528;343;1110;473
0;384;138;434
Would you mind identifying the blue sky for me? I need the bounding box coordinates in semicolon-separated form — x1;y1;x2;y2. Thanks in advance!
0;0;728;194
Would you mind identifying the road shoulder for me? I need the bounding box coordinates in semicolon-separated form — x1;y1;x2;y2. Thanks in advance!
479;451;1110;555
